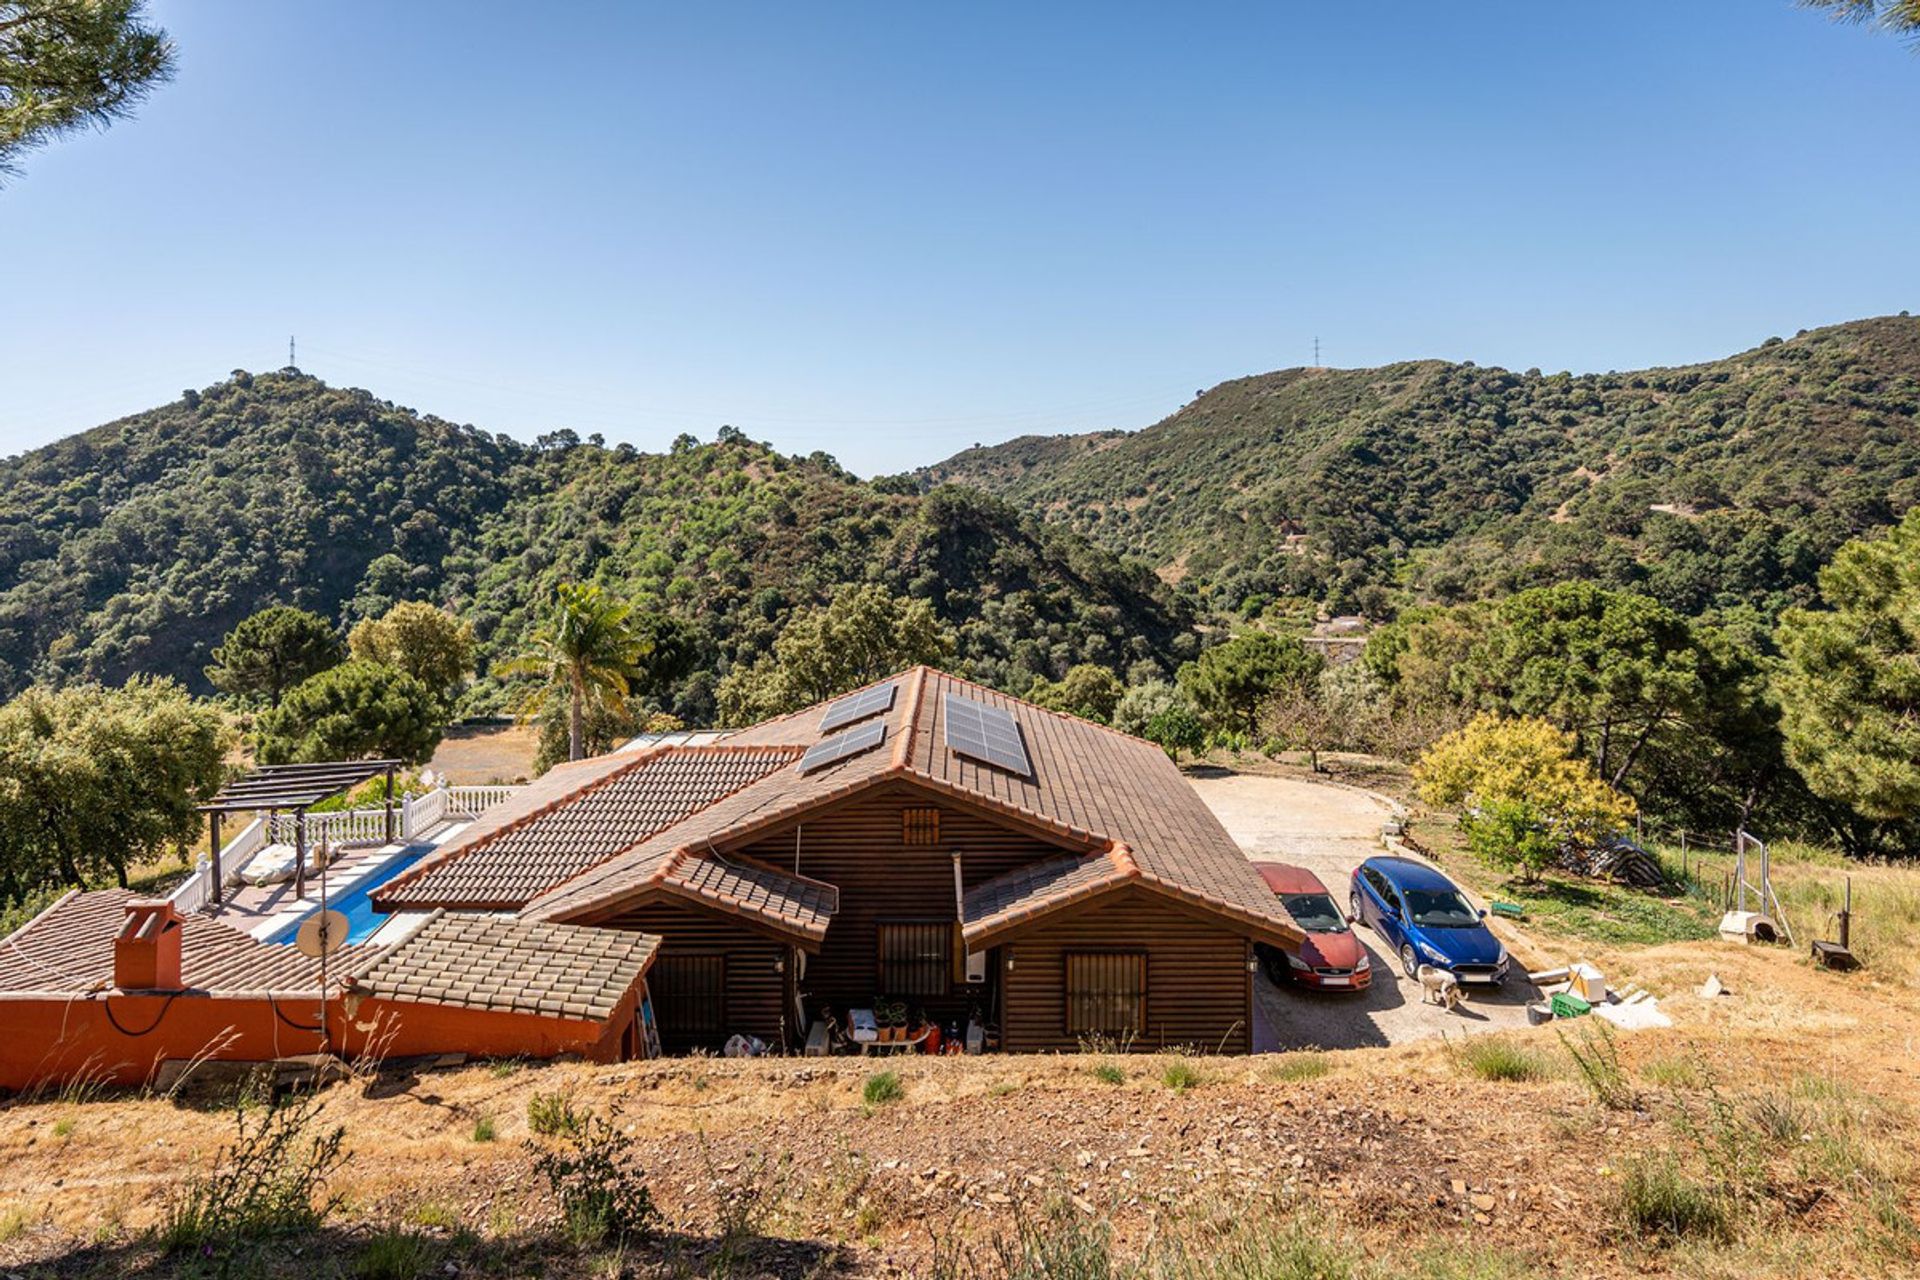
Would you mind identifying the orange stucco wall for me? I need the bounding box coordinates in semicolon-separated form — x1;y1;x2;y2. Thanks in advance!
0;988;637;1094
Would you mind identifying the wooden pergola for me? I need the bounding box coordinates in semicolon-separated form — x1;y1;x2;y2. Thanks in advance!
197;760;402;904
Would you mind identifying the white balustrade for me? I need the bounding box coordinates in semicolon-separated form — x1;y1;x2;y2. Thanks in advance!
446;785;519;819
402;786;448;839
249;784;522;852
170;816;268;909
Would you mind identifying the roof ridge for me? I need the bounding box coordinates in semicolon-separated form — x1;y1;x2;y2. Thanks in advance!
927;665;1170;751
691;846;843;897
658;743;807;759
891;665;930;770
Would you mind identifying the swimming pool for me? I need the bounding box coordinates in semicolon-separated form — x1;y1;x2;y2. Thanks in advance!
270;846;431;946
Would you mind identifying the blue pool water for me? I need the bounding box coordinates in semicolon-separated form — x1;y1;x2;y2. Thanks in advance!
270;847;431;946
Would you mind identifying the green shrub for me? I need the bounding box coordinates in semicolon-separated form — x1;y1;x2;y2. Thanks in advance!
529;1113;657;1247
1091;1063;1126;1085
1617;1156;1730;1244
353;1226;439;1280
526;1090;586;1137
154;1096;347;1257
1457;1037;1550;1083
1161;1060;1205;1093
1269;1052;1330;1083
471;1114;496;1143
863;1070;904;1107
1639;1056;1700;1089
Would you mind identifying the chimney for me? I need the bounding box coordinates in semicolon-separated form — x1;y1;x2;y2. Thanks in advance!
115;899;184;991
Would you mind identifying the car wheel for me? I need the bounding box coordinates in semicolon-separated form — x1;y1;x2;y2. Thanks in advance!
1399;944;1419;980
1350;891;1365;928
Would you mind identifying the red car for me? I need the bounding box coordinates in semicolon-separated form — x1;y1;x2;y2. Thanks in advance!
1251;861;1372;990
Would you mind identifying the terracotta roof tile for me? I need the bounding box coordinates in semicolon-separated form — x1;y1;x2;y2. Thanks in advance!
0;890;361;999
961;849;1134;941
345;911;657;1022
379;746;800;909
663;856;839;942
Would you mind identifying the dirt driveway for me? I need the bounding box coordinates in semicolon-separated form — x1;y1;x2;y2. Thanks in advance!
1186;767;1539;1051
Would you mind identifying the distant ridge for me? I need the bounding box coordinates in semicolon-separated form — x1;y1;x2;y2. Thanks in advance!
920;316;1920;619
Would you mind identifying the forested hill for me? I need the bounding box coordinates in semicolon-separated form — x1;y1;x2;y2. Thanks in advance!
0;370;1195;717
922;316;1920;620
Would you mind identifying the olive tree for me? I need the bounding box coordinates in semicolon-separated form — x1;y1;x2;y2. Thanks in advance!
0;676;229;899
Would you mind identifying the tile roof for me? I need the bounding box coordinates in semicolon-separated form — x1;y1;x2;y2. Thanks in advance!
378;746;800;909
344;910;657;1022
0;890;361;999
525;667;1303;948
662;854;839;942
960;844;1300;949
961;848;1134;941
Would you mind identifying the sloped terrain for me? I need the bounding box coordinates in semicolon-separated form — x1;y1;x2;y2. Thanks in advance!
0;933;1910;1279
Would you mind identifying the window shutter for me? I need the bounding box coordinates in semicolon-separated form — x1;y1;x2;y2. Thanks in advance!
1065;952;1147;1037
877;921;951;997
902;807;940;846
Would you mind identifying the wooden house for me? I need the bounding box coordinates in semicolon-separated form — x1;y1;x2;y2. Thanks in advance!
378;666;1300;1054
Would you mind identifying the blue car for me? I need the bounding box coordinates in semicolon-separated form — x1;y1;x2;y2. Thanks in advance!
1348;856;1509;986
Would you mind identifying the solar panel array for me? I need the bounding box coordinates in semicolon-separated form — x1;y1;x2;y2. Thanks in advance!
943;692;1033;777
797;720;889;774
818;680;898;733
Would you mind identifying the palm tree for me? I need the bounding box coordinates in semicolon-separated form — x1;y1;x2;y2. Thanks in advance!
1802;0;1920;39
499;583;650;762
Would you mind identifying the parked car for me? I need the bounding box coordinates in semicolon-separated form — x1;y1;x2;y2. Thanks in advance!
1249;861;1371;990
1348;856;1508;985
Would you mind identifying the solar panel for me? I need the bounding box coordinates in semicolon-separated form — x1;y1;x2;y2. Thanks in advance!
943;692;1032;778
797;720;889;774
819;681;898;733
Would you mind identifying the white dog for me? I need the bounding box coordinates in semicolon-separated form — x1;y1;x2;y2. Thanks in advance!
1417;964;1463;1012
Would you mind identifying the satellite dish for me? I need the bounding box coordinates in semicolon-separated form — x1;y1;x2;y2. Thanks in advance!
296;909;350;958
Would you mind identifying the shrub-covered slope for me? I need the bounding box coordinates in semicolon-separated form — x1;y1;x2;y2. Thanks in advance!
0;371;1194;715
923;316;1920;618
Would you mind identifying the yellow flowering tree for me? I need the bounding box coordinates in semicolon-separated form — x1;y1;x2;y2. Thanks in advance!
1414;713;1636;880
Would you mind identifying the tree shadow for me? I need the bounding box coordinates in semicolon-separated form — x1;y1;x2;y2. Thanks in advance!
11;1223;854;1278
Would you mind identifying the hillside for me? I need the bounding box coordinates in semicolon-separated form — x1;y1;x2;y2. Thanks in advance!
923;316;1920;619
0;371;1194;717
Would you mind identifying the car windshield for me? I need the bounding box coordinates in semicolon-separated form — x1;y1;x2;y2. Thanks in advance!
1403;887;1480;927
1281;892;1348;933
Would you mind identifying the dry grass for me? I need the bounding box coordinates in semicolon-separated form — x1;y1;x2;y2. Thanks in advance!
427;723;539;785
4;843;1920;1277
0;1023;1914;1278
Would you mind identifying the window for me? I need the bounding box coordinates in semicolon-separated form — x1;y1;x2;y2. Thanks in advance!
902;807;941;846
649;954;726;1041
878;921;951;997
1065;952;1147;1037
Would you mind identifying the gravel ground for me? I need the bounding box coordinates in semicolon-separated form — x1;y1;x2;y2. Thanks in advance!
1186;768;1539;1050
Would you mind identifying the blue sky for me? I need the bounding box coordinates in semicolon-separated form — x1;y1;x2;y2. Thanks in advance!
2;2;1916;476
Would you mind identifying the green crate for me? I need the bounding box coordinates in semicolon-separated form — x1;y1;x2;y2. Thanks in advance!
1550;992;1591;1019
1490;901;1527;919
